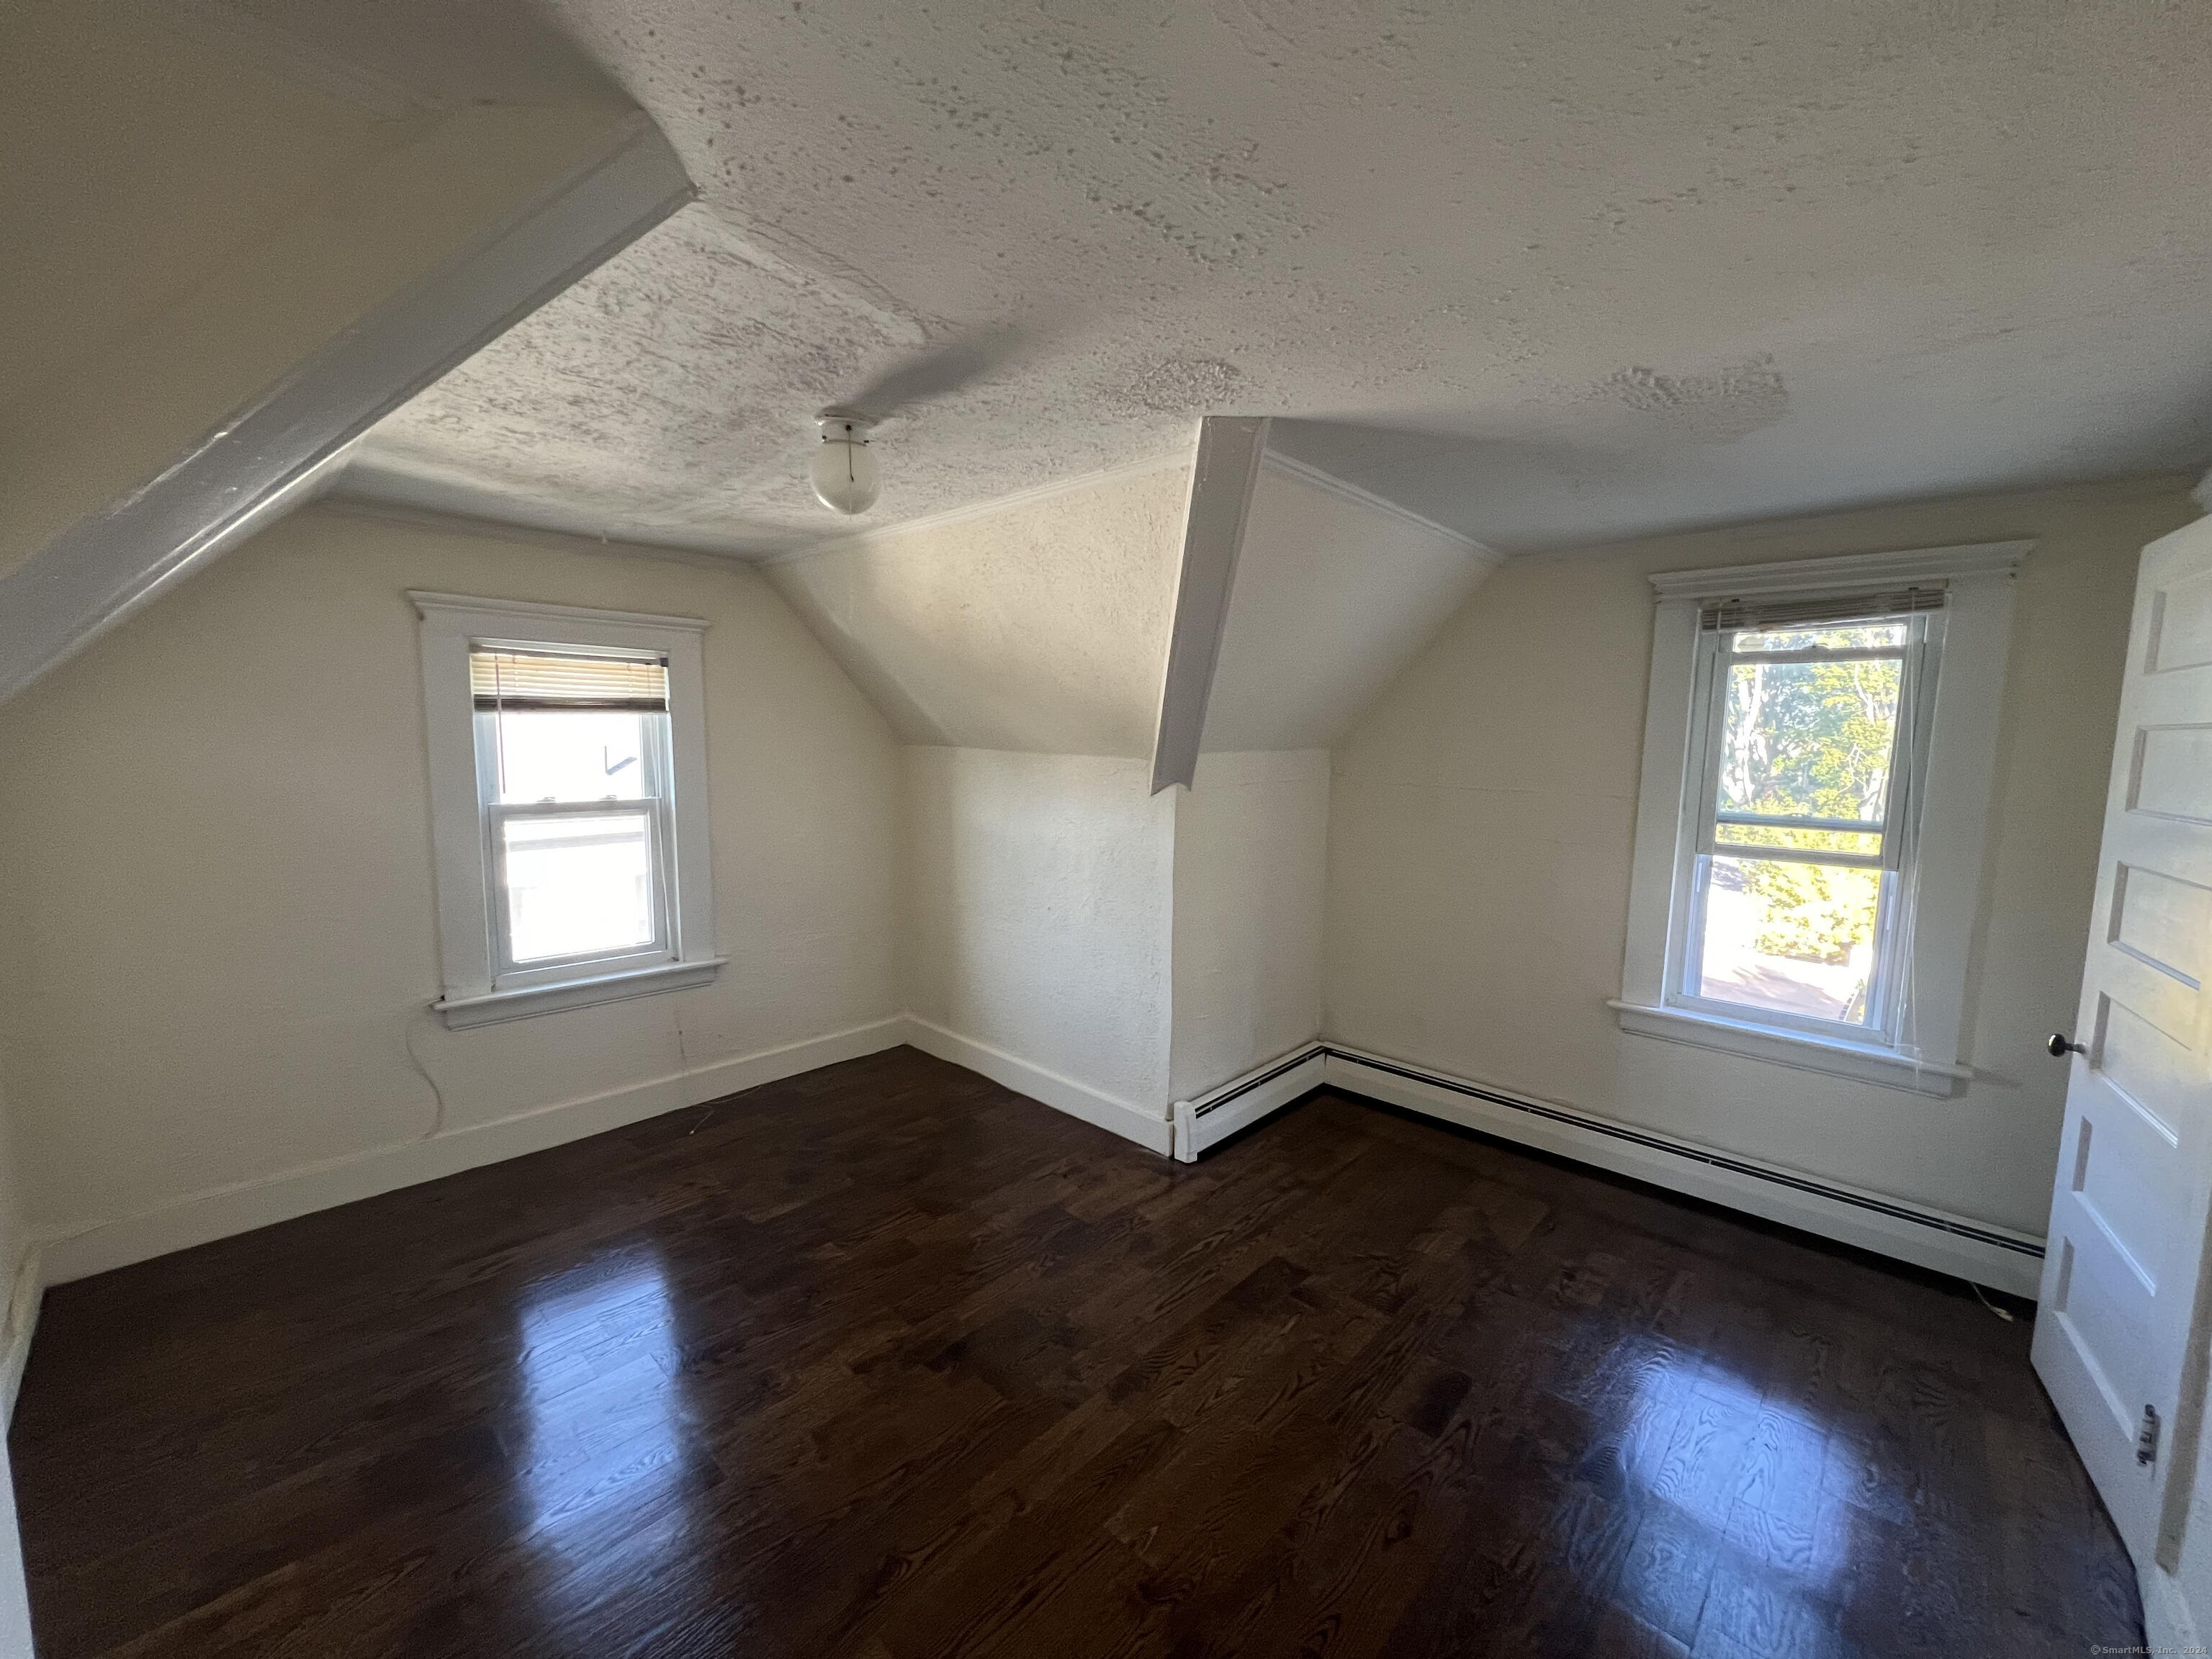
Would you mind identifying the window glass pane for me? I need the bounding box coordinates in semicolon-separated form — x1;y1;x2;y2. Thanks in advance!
503;812;656;963
1732;622;1905;653
490;710;652;805
1717;656;1900;825
1696;855;1880;1025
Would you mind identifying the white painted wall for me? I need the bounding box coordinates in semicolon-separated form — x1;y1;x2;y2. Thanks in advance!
902;747;1176;1144
765;464;1188;756
1326;476;2199;1235
898;745;1330;1140
1171;751;1330;1100
0;504;902;1280
1202;462;1497;752
2154;1421;2212;1652
765;444;1496;1149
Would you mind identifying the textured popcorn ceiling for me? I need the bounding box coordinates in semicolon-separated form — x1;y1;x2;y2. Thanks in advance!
343;0;2212;557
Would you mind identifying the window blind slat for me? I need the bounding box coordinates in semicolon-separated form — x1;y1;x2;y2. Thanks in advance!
470;649;668;712
1697;585;1946;633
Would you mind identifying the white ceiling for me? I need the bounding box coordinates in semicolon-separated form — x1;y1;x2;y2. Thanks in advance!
1201;463;1494;752
336;0;2212;556
764;464;1189;757
757;457;1497;759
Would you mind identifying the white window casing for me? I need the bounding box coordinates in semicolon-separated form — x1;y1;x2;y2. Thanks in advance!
411;592;723;1028
1611;541;2031;1096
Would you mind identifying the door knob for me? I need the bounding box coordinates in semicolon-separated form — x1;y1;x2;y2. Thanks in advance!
2048;1033;2087;1058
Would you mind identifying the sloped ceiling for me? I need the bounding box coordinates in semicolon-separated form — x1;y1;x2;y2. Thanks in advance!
0;0;638;588
760;451;1498;759
762;464;1190;757
1201;464;1496;753
0;0;621;430
335;0;2212;557
0;1;403;423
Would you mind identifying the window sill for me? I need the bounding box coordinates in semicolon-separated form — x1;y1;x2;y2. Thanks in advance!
1607;999;1969;1098
436;956;726;1030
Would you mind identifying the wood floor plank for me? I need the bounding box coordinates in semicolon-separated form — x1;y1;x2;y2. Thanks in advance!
7;1049;2139;1657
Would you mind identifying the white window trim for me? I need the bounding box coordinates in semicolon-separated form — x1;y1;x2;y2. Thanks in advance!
1612;541;2031;1097
411;592;723;1029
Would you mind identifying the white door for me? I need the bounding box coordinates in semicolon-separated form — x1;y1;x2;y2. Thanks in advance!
2037;512;2212;1568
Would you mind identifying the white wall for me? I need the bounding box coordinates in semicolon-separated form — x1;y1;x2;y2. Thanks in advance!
898;746;1331;1137
764;457;1195;1152
782;446;1488;1143
0;504;902;1280
902;747;1176;1146
1170;750;1330;1100
1326;476;2198;1235
2162;1424;2212;1650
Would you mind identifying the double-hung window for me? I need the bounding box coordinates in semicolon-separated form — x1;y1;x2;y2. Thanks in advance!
475;647;675;979
413;593;721;1028
1676;598;1935;1042
1615;544;2028;1095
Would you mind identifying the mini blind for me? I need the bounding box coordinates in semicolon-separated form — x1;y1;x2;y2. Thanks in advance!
1699;585;1946;634
470;649;668;712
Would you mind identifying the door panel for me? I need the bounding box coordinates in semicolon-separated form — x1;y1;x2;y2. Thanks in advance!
2099;992;2193;1143
2148;567;2212;673
2074;1099;2172;1291
2110;863;2212;989
2037;514;2212;1570
2053;1224;2154;1410
2130;724;2212;823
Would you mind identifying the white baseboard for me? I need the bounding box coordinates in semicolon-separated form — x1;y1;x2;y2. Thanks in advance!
37;1016;909;1287
1174;1044;1326;1163
2141;1559;2200;1655
1322;1043;2046;1299
901;1015;1174;1156
0;1249;41;1428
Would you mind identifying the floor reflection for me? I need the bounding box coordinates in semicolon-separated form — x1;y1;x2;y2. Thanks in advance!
514;1246;706;1621
1609;1341;1858;1642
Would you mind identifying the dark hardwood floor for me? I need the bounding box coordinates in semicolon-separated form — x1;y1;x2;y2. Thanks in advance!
12;1046;2136;1657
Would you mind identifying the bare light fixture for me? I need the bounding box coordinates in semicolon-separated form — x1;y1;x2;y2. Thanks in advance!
810;412;879;515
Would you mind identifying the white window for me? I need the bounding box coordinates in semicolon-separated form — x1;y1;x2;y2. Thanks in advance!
412;593;721;1028
1614;543;2028;1095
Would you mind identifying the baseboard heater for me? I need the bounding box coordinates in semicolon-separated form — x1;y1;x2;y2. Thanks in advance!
1172;1040;2046;1298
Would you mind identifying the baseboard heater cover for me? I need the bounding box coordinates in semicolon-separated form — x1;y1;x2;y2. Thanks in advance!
1172;1046;1328;1163
1174;1040;2045;1298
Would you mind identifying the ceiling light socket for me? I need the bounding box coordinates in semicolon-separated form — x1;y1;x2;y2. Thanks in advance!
811;412;880;515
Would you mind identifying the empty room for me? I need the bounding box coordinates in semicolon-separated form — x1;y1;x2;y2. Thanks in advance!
4;1;2212;1654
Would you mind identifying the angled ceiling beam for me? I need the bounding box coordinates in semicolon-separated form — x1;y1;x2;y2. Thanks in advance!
1150;415;1269;793
0;112;694;706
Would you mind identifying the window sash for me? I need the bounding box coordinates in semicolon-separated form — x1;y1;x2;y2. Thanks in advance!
1727;644;1904;666
1674;865;1908;1042
1665;609;1943;1044
473;708;679;985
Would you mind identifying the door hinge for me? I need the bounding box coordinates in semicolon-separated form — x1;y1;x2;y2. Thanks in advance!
2139;1403;2162;1467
